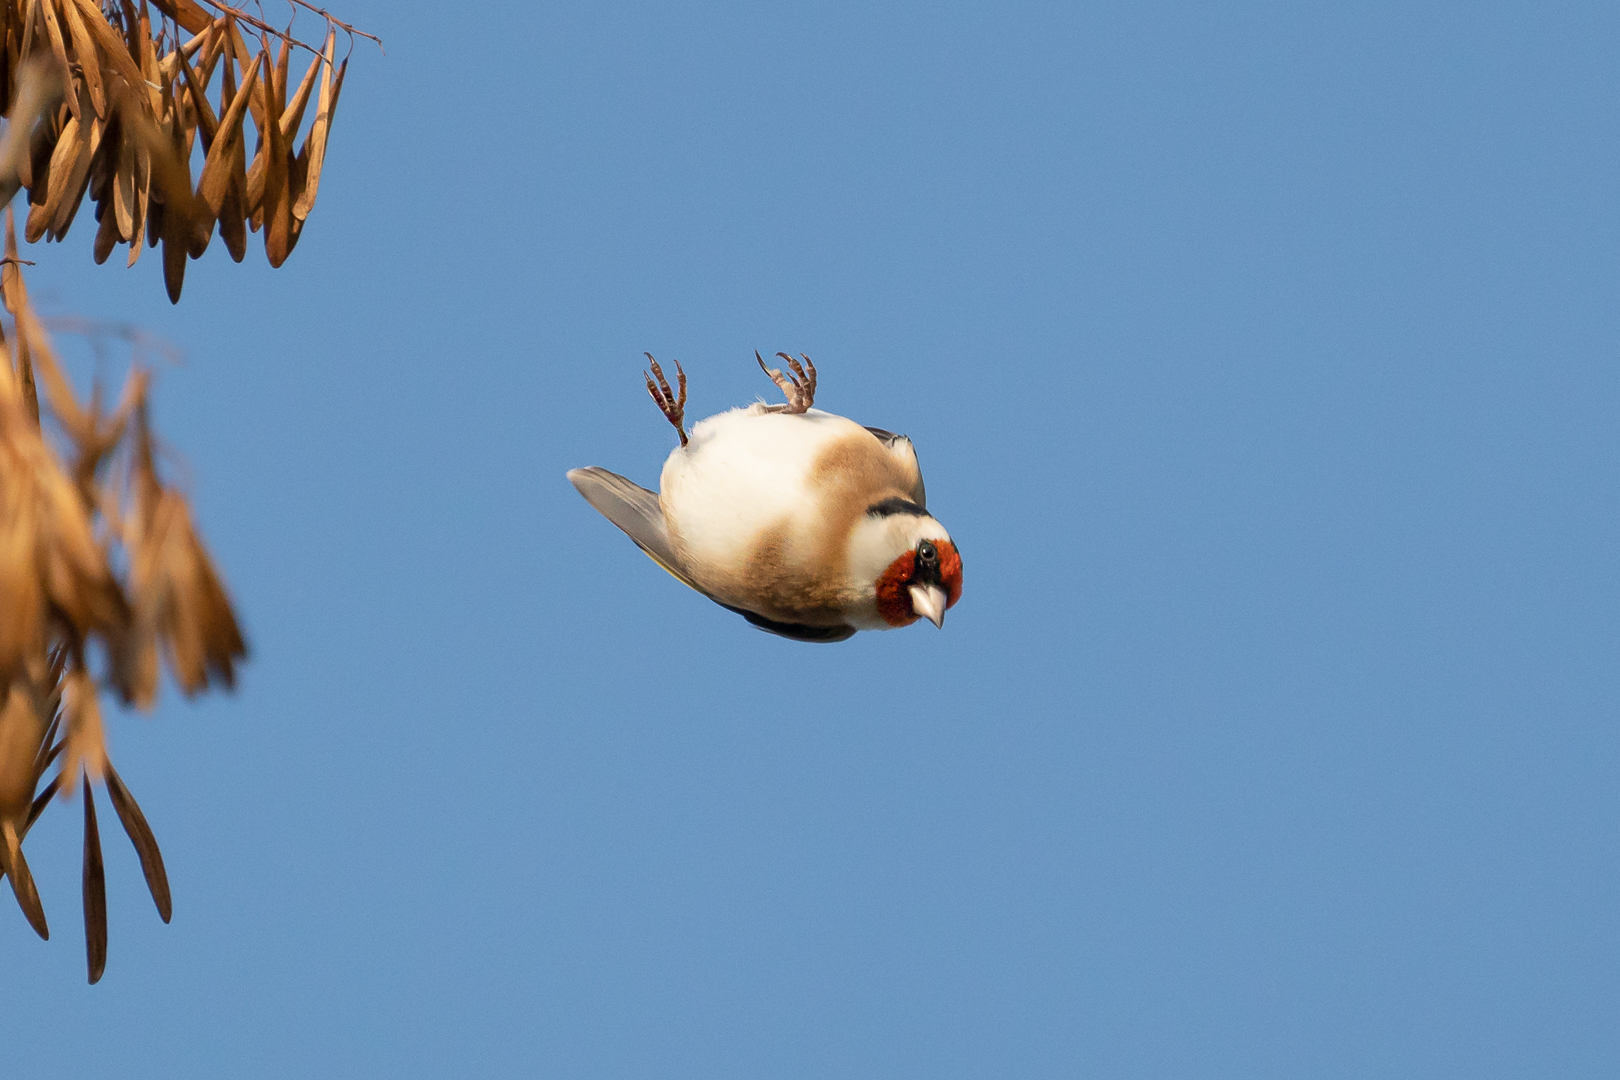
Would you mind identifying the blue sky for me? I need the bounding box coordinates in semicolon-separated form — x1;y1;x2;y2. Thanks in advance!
7;1;1619;1076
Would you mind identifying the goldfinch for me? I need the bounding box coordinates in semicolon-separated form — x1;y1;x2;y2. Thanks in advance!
568;353;963;642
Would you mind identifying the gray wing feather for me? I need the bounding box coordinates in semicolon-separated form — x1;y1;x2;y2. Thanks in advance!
566;467;705;593
864;427;926;508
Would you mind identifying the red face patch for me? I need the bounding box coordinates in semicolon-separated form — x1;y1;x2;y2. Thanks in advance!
874;539;964;627
937;539;963;608
875;551;919;626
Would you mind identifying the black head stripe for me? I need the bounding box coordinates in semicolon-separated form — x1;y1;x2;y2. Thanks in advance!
867;496;928;518
914;539;942;585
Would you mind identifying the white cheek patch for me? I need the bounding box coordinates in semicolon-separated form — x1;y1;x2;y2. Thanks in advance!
845;517;903;591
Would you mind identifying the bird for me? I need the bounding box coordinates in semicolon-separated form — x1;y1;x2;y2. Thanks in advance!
568;352;963;643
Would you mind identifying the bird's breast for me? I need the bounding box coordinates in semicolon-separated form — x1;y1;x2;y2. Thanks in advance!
657;406;914;625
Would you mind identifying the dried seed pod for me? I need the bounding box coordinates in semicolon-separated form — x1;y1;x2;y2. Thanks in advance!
0;0;377;981
225;21;266;139
148;0;210;36
37;0;73;124
113;116;135;237
280;42;319;140
0;680;47;940
56;0;106;120
28;109;79;241
92;186;118;261
0;818;47;939
67;0;149;93
196;44;255;263
262;40;289;266
82;779;106;982
0;681;43;827
176;34;217;150
103;763;170;921
218;51;248;260
0;4;368;291
58;667;105;796
122;408;245;696
292;32;341;221
2;209;38;421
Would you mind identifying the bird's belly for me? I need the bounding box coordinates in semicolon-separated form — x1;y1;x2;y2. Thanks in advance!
664;487;850;624
658;415;861;625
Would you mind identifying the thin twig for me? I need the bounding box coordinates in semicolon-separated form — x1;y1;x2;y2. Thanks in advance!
191;0;384;54
284;0;383;52
39;317;184;366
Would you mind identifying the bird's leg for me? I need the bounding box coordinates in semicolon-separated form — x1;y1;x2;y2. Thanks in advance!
644;354;688;447
755;352;817;414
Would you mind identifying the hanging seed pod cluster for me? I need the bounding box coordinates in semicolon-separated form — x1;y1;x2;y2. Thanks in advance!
0;0;362;302
0;209;246;981
0;1;372;982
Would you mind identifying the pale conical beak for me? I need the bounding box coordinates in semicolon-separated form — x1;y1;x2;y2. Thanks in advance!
908;583;947;628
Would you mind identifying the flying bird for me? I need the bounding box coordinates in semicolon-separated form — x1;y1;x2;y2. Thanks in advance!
568;353;963;642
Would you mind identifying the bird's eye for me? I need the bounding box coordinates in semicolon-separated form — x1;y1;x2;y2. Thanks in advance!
917;540;938;564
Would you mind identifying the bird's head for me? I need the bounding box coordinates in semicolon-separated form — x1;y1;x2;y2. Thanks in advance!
849;497;963;629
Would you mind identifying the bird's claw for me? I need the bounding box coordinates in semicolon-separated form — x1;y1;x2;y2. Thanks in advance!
644;354;689;447
756;352;817;414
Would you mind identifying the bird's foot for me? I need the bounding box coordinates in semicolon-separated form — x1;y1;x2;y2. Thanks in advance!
756;352;816;414
644;354;688;447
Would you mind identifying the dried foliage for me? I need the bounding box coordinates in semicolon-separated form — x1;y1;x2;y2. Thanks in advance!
0;0;371;302
0;208;244;981
0;0;368;983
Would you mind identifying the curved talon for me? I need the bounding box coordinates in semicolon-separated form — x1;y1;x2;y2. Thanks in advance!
644;354;689;447
778;352;816;405
755;351;818;414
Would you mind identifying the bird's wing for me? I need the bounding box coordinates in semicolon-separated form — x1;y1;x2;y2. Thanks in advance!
718;603;860;643
567;467;706;594
864;427;927;507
